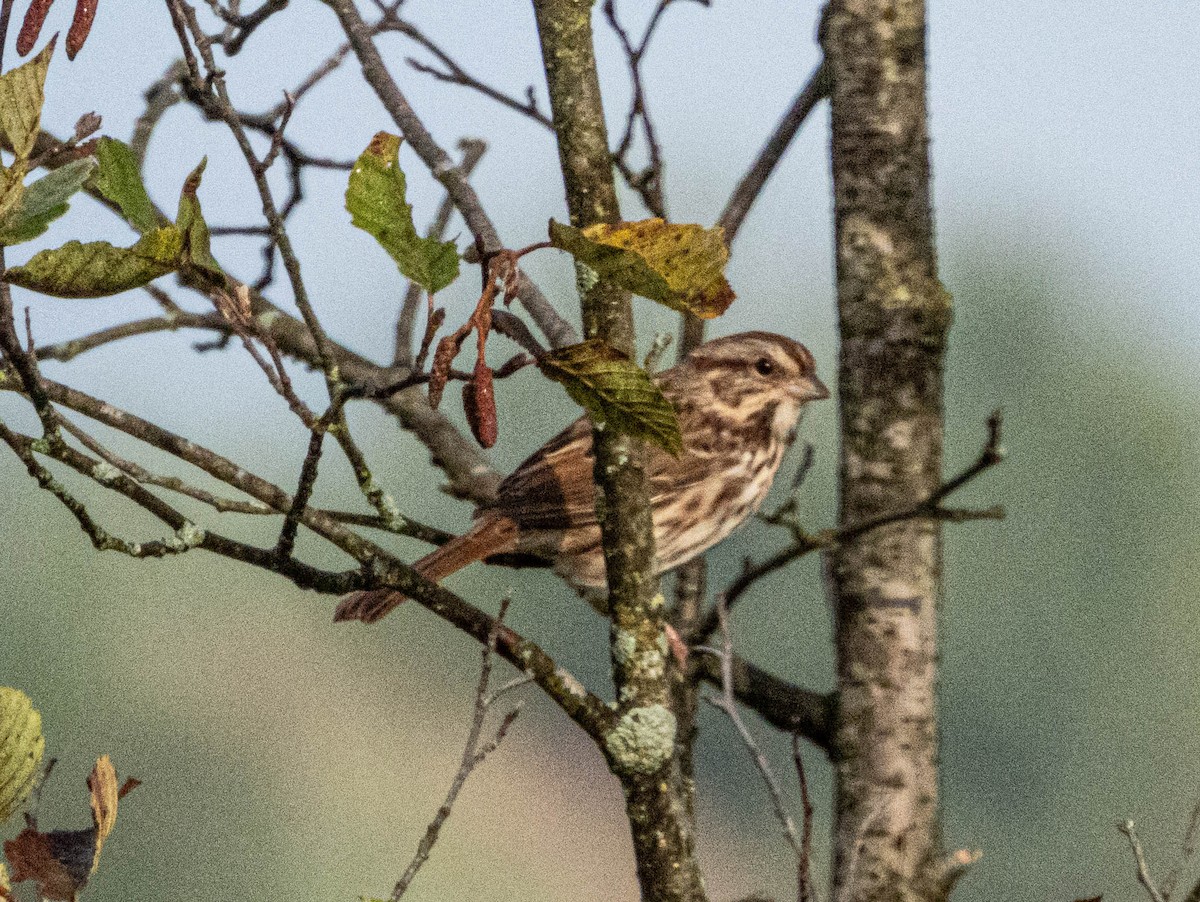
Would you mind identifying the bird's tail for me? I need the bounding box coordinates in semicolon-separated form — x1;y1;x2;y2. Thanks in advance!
333;513;519;624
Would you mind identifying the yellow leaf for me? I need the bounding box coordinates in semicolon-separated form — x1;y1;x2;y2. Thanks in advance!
0;687;44;823
549;218;735;319
0;40;55;162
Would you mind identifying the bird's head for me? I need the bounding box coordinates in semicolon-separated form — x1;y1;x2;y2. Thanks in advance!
671;331;829;444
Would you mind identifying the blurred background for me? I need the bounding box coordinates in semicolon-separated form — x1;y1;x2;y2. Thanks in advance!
2;1;1199;899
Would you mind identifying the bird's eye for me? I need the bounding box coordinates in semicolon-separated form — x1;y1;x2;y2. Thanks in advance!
754;357;775;376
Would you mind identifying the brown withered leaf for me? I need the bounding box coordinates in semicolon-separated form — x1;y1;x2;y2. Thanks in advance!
4;755;137;901
463;358;497;448
548;218;735;319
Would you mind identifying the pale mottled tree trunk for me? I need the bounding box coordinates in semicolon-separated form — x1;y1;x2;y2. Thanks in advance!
821;2;955;900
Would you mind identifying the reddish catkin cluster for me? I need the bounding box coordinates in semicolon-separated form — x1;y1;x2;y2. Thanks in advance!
424;253;531;449
17;0;97;59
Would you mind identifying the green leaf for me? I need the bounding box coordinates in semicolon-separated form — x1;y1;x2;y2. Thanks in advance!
0;157;97;246
175;158;222;280
0;40;54;162
91;137;158;234
549;218;736;319
539;339;682;455
6;227;182;298
0;687;45;823
346;131;459;295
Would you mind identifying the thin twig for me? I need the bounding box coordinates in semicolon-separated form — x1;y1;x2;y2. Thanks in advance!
1163;794;1200;901
380;18;553;131
791;734;815;902
55;414;274;515
390;600;525;900
689;410;1007;645
717;61;829;244
1120;820;1168;902
131;61;187;166
703;599;806;897
603;0;695;218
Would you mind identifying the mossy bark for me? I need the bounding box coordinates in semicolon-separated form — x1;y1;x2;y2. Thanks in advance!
531;2;706;900
821;1;955;900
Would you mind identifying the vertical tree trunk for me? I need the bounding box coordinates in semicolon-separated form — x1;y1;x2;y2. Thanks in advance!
531;3;706;900
821;2;954;900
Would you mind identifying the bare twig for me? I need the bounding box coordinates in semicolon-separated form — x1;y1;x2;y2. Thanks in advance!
1120;820;1168;902
703;599;806;898
717;61;829;244
131;61;187;166
1163;795;1200;900
379;18;553;131
791;734;815;902
207;0;289;55
603;0;706;218
689;410;1007;645
55;414;274;515
390;600;525;899
0;263;60;442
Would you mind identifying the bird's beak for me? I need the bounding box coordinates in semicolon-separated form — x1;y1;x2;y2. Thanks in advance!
795;375;830;402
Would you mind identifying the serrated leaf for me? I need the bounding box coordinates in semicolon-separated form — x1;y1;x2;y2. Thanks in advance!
539;339;682;455
91;137;157;234
0;40;54;162
0;157;97;246
549;218;735;319
346;131;459;295
0;687;44;823
7;227;182;297
175;158;222;280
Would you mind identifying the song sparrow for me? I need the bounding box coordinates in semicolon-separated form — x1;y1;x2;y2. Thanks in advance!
335;331;828;623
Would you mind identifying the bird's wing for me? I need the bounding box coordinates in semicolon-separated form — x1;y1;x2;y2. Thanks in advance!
483;415;724;531
485;417;597;530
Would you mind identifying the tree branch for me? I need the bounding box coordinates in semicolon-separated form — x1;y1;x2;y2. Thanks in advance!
717;61;829;243
389;601;525;899
688;412;1005;646
379;17;553;131
694;652;831;752
0;376;612;742
320;0;579;350
532;1;705;899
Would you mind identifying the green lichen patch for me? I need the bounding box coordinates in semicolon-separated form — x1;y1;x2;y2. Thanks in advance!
603;704;676;776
